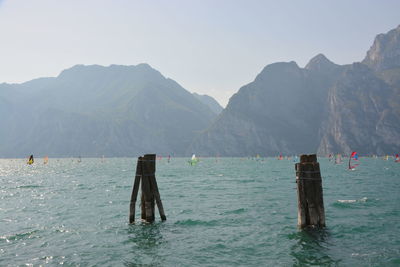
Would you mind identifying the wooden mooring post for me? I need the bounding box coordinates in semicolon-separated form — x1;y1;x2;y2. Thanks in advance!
129;154;166;223
295;154;325;228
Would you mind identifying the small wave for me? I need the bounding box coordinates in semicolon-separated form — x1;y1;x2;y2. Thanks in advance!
1;230;39;242
224;208;246;215
179;209;193;214
238;179;256;183
116;185;131;189
337;197;368;204
337;200;357;203
174;219;219;227
163;174;177;177
351;252;378;257
17;185;42;189
333;197;373;208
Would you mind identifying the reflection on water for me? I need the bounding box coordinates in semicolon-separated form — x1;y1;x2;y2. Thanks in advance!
289;228;341;266
123;223;166;266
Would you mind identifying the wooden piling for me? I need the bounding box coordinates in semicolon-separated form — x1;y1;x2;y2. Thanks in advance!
141;155;155;222
149;173;167;221
129;154;166;223
129;157;143;223
295;154;325;228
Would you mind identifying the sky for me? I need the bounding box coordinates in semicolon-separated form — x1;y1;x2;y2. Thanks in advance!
0;0;399;106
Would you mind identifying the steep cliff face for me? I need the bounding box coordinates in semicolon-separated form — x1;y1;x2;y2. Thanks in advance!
190;26;400;156
362;25;400;72
318;63;400;155
190;59;339;156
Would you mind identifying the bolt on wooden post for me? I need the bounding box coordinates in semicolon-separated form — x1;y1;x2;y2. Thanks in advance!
295;154;325;228
129;154;166;223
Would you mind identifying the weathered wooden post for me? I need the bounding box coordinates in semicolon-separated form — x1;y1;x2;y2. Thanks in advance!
295;154;325;228
129;154;166;223
129;157;143;223
146;157;167;222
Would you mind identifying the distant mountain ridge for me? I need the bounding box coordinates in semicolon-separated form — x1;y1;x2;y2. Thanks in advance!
0;64;219;157
192;93;223;114
1;25;400;157
190;25;400;156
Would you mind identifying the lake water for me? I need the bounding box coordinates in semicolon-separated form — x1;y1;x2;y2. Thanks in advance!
0;157;399;266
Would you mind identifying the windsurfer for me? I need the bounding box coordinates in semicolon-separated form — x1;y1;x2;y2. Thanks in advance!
28;155;34;165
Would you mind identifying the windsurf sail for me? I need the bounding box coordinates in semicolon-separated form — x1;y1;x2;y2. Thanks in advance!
27;155;34;165
189;154;199;165
395;154;400;162
335;154;342;164
43;156;49;164
348;151;359;170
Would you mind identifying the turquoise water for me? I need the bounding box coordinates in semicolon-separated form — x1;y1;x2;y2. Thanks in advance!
0;157;399;266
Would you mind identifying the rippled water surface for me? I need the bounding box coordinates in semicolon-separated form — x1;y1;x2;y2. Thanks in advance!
1;157;399;266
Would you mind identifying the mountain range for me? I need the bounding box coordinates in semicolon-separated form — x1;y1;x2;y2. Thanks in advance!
1;25;400;157
190;25;400;156
0;64;220;157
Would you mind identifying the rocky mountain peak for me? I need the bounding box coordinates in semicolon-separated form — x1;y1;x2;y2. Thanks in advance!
305;53;339;72
57;63;162;81
362;25;400;71
255;61;301;83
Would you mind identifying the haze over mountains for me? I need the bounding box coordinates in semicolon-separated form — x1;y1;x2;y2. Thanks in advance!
1;25;400;157
191;25;400;156
0;64;219;157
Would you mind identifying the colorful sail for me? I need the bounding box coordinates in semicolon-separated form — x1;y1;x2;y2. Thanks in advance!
395;154;400;162
43;156;49;164
348;151;359;170
27;155;34;165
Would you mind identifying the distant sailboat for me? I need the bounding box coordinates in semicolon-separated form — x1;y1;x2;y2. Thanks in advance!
189;154;199;165
335;154;342;164
27;155;34;165
78;156;82;163
43;156;49;164
348;151;359;170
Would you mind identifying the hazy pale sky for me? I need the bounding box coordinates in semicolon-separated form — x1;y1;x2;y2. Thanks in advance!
0;0;399;106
